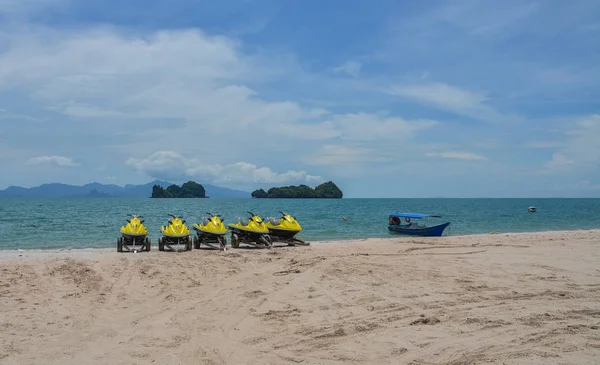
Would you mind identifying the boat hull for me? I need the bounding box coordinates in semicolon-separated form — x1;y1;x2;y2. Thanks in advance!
121;233;147;239
229;226;269;236
161;233;190;239
267;228;301;239
388;222;450;237
195;230;227;236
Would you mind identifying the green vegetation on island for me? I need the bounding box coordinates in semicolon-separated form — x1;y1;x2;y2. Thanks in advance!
251;181;343;199
151;181;208;198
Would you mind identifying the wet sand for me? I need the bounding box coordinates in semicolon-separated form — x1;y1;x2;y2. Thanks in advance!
1;230;599;364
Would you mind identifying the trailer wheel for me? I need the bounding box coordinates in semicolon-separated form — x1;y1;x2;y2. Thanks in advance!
145;237;151;251
231;233;239;248
158;237;164;251
259;235;272;249
187;236;193;251
117;237;123;252
287;237;296;246
193;236;200;249
218;235;227;250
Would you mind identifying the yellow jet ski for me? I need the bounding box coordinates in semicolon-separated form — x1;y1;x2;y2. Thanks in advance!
118;214;151;252
228;211;272;249
158;214;192;251
265;211;310;246
192;212;228;251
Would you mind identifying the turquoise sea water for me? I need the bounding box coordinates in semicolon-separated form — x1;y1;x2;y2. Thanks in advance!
0;198;599;250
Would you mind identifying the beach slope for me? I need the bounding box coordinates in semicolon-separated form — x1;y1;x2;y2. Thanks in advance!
1;230;599;364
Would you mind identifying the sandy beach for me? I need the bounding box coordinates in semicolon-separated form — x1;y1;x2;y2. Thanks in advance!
1;230;599;364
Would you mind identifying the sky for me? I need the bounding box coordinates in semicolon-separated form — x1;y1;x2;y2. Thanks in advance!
0;0;599;197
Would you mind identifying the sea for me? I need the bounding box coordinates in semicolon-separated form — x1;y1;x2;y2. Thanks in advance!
0;198;599;250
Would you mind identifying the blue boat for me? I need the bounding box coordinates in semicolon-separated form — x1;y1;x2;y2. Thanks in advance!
388;212;451;237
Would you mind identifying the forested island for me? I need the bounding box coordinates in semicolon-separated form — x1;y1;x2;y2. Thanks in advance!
151;181;208;198
251;181;343;199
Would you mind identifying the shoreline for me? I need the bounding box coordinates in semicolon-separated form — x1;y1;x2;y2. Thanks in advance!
2;228;599;258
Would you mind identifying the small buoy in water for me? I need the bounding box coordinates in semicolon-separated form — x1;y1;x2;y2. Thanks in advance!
342;216;347;221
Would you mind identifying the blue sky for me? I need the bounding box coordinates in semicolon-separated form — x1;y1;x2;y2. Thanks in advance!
1;0;599;197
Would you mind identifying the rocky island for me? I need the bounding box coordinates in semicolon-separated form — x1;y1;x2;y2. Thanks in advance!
151;181;208;198
251;181;343;199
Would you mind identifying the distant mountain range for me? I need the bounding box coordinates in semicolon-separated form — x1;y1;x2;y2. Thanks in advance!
0;180;251;199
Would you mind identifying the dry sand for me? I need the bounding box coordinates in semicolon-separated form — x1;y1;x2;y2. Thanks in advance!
1;230;600;365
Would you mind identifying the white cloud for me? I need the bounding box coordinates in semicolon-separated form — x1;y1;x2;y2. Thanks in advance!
544;114;600;171
391;83;487;109
439;2;539;36
533;67;591;86
25;155;80;167
0;26;381;145
266;112;436;142
400;1;539;38
570;180;600;191
424;152;487;161
302;144;390;166
388;82;515;123
125;151;323;185
545;153;574;169
0;27;246;95
0;26;328;165
0;108;42;122
326;113;437;141
0;24;443;171
296;113;438;169
333;61;362;77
